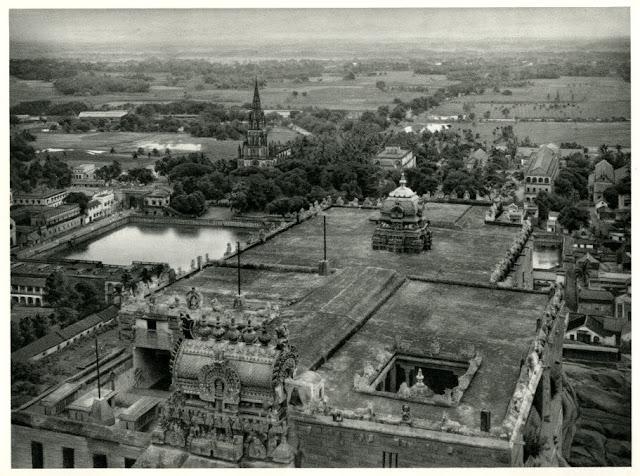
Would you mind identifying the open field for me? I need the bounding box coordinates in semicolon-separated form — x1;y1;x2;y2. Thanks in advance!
237;206;518;284
447;121;631;147
11;72;456;111
31;128;300;169
428;76;630;120
33;132;241;165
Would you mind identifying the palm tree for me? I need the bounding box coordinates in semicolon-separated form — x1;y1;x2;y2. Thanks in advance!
574;259;590;287
140;268;153;290
121;270;137;296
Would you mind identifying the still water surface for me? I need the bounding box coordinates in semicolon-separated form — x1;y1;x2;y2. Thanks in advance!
59;224;249;270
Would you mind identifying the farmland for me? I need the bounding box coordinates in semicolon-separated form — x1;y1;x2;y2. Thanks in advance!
10;71;456;111
448;121;631;148
428;76;630;120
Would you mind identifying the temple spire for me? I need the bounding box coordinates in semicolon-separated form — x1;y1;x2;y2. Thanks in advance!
252;77;261;111
399;171;407;187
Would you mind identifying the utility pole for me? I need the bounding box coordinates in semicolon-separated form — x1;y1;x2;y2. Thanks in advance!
318;215;329;276
95;337;102;399
323;215;327;262
237;241;241;296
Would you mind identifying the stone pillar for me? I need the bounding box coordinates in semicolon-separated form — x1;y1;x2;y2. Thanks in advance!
190;259;196;271
233;293;246;310
389;364;397;392
318;259;330;276
205;253;210;263
197;255;203;270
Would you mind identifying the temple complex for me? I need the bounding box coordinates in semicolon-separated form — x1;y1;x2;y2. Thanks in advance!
11;203;576;469
372;173;432;253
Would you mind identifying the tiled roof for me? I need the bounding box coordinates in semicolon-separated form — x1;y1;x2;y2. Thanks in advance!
11;331;65;361
58;314;103;340
11;306;119;361
594;160;615;183
11;275;47;288
526;145;558;176
579;288;614;302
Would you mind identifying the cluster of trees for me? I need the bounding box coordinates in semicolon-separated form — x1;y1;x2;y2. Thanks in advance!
64;192;90;214
11;360;46;402
95;160;123;181
10;100;90;116
11;58;326;89
553;153;592;201
44;271;103;325
120;167;155;185
53;73;150;95
10;132;73;192
10;59;91;81
10;314;51;351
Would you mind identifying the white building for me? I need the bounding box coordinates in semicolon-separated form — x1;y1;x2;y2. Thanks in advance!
72;164;105;188
12;189;68;208
85;190;116;223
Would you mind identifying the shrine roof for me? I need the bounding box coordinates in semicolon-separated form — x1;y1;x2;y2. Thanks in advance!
311;279;548;432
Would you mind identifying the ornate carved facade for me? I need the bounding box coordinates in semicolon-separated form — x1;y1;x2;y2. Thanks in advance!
146;287;298;466
372;173;432;253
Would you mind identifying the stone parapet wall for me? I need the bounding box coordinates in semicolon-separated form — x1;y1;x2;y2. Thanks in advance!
289;413;511;468
12;415;148;468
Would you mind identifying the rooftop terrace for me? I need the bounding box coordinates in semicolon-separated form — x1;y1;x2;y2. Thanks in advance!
238;206;518;284
313;279;549;430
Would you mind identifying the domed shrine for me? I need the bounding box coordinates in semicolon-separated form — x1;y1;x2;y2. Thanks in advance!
372;172;432;253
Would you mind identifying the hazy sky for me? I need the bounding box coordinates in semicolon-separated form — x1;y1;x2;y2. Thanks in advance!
10;8;630;45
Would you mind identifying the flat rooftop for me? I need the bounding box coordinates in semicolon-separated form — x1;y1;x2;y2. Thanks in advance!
238;206;519;284
313;279;549;430
165;266;331;308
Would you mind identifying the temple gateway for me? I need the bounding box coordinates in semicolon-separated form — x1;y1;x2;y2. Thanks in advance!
372;173;432;253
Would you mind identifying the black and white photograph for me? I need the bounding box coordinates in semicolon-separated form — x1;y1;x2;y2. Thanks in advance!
5;1;634;470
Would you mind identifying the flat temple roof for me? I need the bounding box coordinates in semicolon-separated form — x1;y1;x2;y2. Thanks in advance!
313;279;549;430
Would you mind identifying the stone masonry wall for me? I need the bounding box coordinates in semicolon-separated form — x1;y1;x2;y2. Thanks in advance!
12;424;145;469
289;416;511;468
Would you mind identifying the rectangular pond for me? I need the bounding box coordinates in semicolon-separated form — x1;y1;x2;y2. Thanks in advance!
57;224;251;271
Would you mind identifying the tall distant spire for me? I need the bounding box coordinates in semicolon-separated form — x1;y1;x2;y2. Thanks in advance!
252;77;261;111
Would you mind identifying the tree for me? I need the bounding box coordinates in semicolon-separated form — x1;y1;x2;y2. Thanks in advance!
140;268;153;289
64;191;90;214
128;167;155;185
575;259;590;287
343;71;356;80
74;282;102;315
603;186;619;209
44;271;68;306
120;270;137;295
558;206;589;233
152;263;166;279
375;80;386;91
